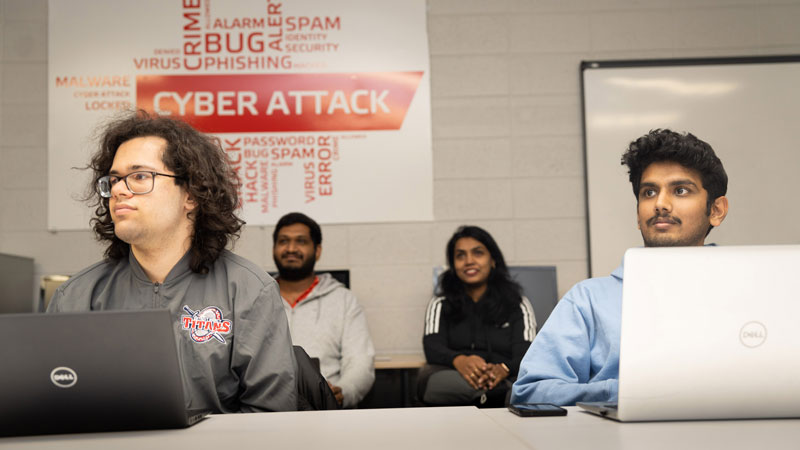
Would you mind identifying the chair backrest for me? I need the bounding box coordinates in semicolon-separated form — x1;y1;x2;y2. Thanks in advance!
293;346;340;411
508;266;558;332
432;265;558;332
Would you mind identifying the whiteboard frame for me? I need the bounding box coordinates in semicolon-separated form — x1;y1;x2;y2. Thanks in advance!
580;55;800;277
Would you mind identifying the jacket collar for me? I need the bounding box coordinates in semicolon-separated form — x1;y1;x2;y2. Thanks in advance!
128;249;193;285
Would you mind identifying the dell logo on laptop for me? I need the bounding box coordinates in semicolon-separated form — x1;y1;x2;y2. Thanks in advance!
740;321;767;348
50;367;78;388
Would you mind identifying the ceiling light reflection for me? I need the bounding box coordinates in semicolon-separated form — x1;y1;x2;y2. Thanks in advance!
589;113;681;128
605;77;738;96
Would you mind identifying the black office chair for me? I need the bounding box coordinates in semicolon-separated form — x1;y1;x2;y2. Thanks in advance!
293;346;340;411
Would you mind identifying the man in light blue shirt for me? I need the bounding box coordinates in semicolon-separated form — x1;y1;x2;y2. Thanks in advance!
511;129;730;406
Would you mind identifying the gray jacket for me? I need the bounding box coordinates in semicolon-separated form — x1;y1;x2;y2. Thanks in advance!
48;250;297;413
282;273;375;408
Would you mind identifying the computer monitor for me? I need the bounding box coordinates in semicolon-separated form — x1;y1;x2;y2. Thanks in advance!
0;253;35;314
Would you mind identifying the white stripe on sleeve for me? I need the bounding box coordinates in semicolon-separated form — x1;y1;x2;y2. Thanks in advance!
424;297;444;335
519;296;537;341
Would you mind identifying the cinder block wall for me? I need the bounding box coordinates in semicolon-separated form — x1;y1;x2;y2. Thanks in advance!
2;0;800;353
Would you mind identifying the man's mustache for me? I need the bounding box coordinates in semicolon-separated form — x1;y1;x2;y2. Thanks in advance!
647;214;681;226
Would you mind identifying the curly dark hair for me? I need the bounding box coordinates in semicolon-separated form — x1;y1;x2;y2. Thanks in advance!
85;110;244;274
436;226;522;326
621;129;728;212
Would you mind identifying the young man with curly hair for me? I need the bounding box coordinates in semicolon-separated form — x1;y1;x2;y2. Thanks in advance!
511;129;729;406
47;111;297;413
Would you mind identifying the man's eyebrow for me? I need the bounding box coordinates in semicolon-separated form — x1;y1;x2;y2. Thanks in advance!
277;233;310;240
639;179;699;189
108;164;157;175
669;179;698;187
639;182;657;190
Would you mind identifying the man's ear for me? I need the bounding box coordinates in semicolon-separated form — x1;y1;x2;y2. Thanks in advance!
184;193;198;213
636;202;642;230
709;195;729;227
315;244;322;262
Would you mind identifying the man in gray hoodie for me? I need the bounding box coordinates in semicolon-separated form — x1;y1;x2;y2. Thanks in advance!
273;212;376;408
48;111;297;413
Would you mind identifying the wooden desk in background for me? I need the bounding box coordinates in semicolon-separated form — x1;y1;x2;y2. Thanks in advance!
374;353;426;370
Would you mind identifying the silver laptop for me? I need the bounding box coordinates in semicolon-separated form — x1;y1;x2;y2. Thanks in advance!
0;309;208;436
579;245;800;421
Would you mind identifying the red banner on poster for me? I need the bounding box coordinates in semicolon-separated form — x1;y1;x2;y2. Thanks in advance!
136;72;423;133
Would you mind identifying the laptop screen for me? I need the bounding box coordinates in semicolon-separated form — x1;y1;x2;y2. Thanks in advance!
0;309;196;436
617;245;800;421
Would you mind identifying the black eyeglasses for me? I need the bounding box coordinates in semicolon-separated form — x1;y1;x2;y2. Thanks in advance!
97;171;183;198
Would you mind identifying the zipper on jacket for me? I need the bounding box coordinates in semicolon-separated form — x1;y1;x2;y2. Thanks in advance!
470;308;477;350
153;282;160;308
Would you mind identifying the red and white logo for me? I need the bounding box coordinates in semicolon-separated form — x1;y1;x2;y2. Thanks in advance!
181;305;232;344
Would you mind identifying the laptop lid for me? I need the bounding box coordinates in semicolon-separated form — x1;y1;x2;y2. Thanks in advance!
0;309;202;436
616;245;800;422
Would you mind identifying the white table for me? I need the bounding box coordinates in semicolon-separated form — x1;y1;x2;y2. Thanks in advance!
4;406;800;450
0;406;529;450
482;406;800;450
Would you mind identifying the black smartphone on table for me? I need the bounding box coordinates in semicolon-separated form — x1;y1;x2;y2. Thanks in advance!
508;402;568;417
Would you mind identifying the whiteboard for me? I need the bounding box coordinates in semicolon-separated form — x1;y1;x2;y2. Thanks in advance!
582;56;800;277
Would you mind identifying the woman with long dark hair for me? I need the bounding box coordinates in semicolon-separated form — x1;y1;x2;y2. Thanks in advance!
419;226;536;407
